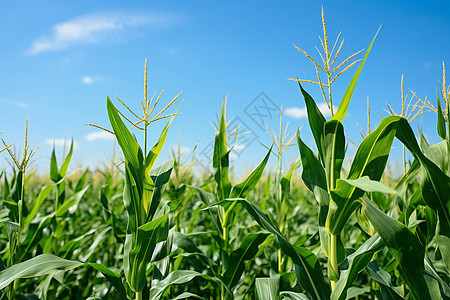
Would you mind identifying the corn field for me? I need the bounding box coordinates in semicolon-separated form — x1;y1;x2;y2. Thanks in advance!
1;11;449;300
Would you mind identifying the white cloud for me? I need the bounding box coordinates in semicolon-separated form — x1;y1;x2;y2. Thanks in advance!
285;102;337;119
85;131;115;142
28;12;180;55
82;75;104;84
45;138;79;150
233;143;246;151
82;76;93;84
0;97;29;108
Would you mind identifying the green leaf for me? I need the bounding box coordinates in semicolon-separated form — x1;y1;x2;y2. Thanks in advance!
59;140;73;178
213;100;232;200
149;270;218;300
230;146;272;198
146;159;174;221
280;291;310;300
361;197;438;300
223;233;269;289
297;129;328;224
124;212;170;292
107;97;143;174
366;261;404;300
332;27;380;121
256;275;279;300
49;148;59;182
171;292;207;300
436;90;447;140
24;185;53;228
346;287;371;299
281;158;302;202
424;141;449;176
341;176;398;195
225;198;330;300
331;234;384;300
123;162;142;233
297;82;326;161
55;185;90;217
146;119;173;170
0;254;127;298
327;116;399;234
321;119;345;192
436;235;450;274
394;117;450;236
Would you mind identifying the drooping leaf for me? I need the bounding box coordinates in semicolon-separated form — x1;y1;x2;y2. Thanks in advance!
394;117;450;236
224;198;330;300
361;197;439;300
0;254;127;298
366;261;404;300
341;176;398;195
149;270;219;300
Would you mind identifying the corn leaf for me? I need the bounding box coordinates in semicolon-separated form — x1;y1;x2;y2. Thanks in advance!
366;261;404;300
327;116;399;234
341;176;398;195
297;82;326;161
280;291;310;300
223;232;269;289
107;96;143;175
332;28;380;122
436;235;450;274
436;92;447;140
0;253;127;298
256;275;279;300
361;197;440;300
224;198;330;300
146;159;174;221
145;118;173;170
321;119;345;191
394;117;450;236
230;146;272;199
124;212;169;293
213;102;232;200
331;234;384;300
123;163;142;233
149;270;219;300
24;185;53;228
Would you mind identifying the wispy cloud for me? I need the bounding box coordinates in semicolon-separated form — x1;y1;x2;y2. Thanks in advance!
0;97;29;108
45;138;79;150
85;131;115;142
285;102;337;119
82;75;104;84
28;12;181;55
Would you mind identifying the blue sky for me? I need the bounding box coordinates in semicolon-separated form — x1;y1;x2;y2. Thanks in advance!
1;1;449;176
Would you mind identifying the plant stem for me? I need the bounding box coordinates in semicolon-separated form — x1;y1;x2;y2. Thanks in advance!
328;76;334;116
136;291;142;300
144;124;148;158
330;233;338;290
